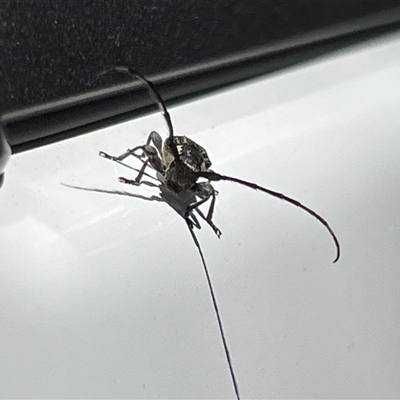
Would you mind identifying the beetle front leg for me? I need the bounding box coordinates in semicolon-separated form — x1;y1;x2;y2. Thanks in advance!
100;131;165;186
119;159;150;185
99;144;144;163
118;144;164;185
99;131;163;163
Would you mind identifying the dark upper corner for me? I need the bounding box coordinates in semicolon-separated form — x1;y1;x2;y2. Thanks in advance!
1;0;400;153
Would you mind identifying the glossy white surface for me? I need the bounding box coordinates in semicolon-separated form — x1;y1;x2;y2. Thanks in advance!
1;33;400;398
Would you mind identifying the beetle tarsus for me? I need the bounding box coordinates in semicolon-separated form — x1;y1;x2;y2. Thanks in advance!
99;151;115;160
118;176;140;186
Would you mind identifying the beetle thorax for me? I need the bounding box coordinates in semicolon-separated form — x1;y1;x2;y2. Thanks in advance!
162;135;212;192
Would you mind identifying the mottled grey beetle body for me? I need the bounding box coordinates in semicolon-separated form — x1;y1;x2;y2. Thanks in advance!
163;135;212;192
172;135;211;172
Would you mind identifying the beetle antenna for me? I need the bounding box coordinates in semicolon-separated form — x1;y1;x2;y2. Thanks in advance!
197;171;340;263
107;66;175;141
185;219;241;400
99;66;180;161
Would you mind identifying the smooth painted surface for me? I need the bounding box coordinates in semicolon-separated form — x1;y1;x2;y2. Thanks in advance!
1;33;400;398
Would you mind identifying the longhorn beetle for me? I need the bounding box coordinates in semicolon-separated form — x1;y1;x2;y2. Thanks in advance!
96;66;341;399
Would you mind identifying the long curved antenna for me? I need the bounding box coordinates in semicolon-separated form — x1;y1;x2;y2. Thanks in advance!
186;219;241;400
94;66;180;162
198;171;340;263
97;66;174;141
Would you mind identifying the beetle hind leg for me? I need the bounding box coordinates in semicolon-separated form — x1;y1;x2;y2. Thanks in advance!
187;182;222;238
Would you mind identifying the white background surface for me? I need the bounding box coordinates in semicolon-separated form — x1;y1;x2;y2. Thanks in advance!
1;32;400;398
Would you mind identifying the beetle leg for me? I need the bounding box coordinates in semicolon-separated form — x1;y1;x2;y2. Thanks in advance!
100;131;165;185
148;131;163;155
100;130;163;165
187;183;222;238
203;189;221;238
99;145;144;162
118;144;164;185
119;159;150;185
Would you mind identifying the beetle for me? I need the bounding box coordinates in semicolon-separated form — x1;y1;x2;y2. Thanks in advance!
98;66;340;263
95;66;341;399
